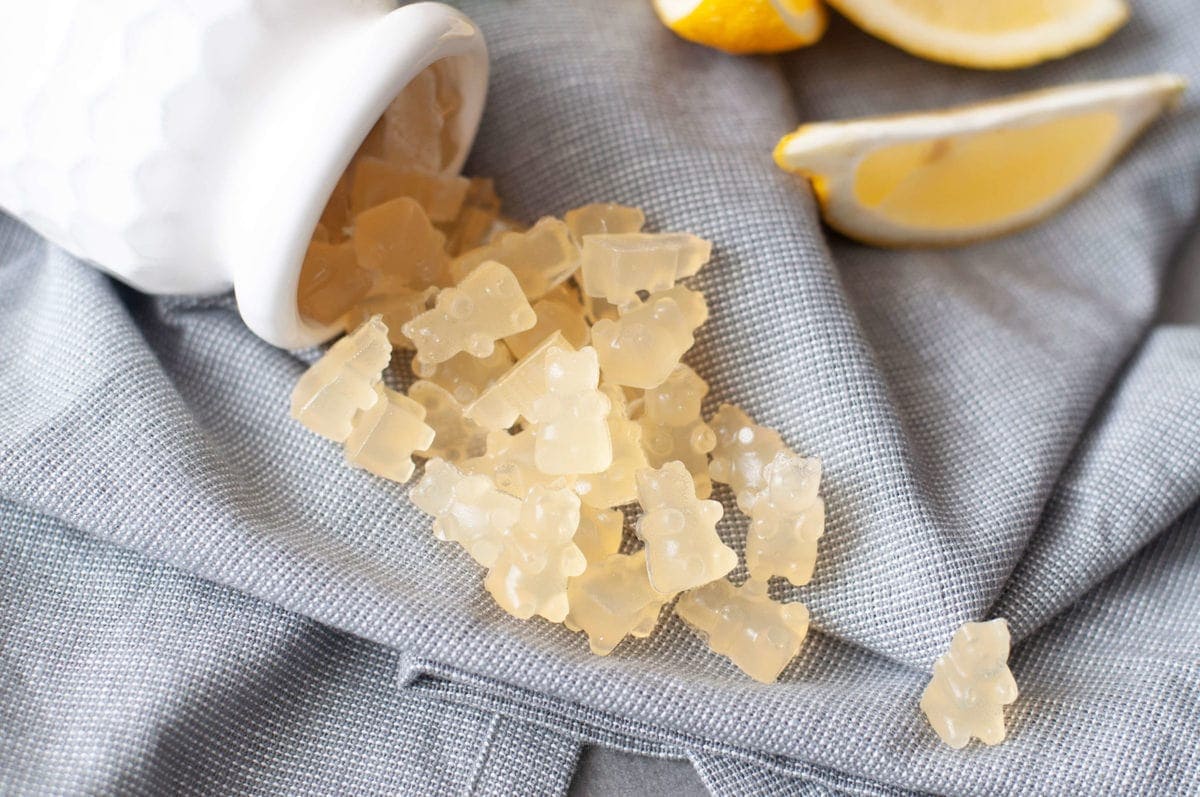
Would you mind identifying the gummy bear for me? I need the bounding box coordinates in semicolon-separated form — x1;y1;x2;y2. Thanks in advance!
573;505;624;563
634;462;736;594
528;347;613;476
342;285;436;349
707;404;788;514
675;578;810;684
920;619;1018;749
443;178;501;256
572;385;648;509
591;287;708;390
566;550;672;656
462;429;571;498
411;458;520;567
638;364;717;498
484;485;587;622
563;203;645;245
343;384;435;484
465;331;573;431
579;233;712;307
415;346;515;407
297;238;373;325
402;261;537;366
449;217;580;300
352;197;449;288
408;380;488;463
290;315;391;442
351;156;469;222
503;296;590;359
378;67;445;173
746;451;825;587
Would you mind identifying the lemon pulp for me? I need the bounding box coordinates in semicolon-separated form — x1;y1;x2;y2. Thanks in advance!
887;0;1094;33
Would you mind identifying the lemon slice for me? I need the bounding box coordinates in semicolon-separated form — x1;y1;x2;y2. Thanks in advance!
652;0;827;55
774;74;1185;247
826;0;1128;69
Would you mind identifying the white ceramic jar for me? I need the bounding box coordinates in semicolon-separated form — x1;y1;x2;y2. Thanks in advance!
0;0;488;348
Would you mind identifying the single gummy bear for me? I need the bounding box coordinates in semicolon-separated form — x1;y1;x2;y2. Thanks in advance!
675;578;810;684
410;458;520;568
638;364;717;498
343;384;436;484
634;461;736;594
403;260;537;366
353;197;449;288
407;380;488;463
290;315;392;442
297;238;373;325
563;203;645;245
528;347;614;476
708;404;788;514
465;331;573;431
449;217;581;300
591;287;708;389
573;385;649;509
579;232;711;307
746;451;825;586
484;485;588;622
920;619;1018;749
565;550;672;656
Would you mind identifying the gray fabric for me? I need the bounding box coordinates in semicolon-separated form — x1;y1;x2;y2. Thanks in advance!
2;0;1199;794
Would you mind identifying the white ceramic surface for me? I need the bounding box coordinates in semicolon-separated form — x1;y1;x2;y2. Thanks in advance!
0;0;488;348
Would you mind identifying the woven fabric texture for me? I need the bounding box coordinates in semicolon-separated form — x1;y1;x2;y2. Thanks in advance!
2;0;1199;794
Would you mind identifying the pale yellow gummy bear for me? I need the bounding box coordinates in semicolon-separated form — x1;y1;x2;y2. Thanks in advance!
675;578;810;684
408;380;488;463
351;156;469;222
573;385;648;508
503;296;590;359
462;429;571;498
708;403;788;514
564;203;645;245
484;485;587;622
343;384;435;484
444;178;502;257
403;261;537;366
573;505;624;563
591;287;708;390
449;217;580;300
378;66;446;173
342;285;436;349
920;619;1018;749
638;364;717;498
579;233;712;307
411;458;520;567
353;197;449;288
565;549;672;656
416;346;515;407
290;315;392;442
634;461;736;594
297;238;374;325
465;331;573;431
746;451;825;587
528;347;614;476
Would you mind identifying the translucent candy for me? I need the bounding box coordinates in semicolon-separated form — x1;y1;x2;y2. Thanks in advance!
746;452;825;586
708;404;787;514
573;505;624;563
579;290;622;325
484;485;587;622
462;429;571;498
343;384;435;484
403;261;537;366
416;346;515;407
563;203;645;244
591;287;708;389
566;550;671;656
634;462;736;594
675;579;810;684
353;197;449;288
465;331;572;431
502;296;590;360
572;385;648;509
297;239;373;325
528;347;613;476
408;380;487;463
920;620;1018;749
290;316;391;442
411;458;520;567
342;286;436;349
449;217;580;300
443;178;501;256
638;364;716;497
379;67;444;173
317;169;353;242
351;157;470;222
579;233;712;307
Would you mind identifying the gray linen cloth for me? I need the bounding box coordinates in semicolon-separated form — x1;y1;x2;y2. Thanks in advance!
2;0;1199;793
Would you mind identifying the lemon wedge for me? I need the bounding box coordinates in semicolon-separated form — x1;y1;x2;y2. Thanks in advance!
774;74;1185;247
652;0;827;55
826;0;1128;69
